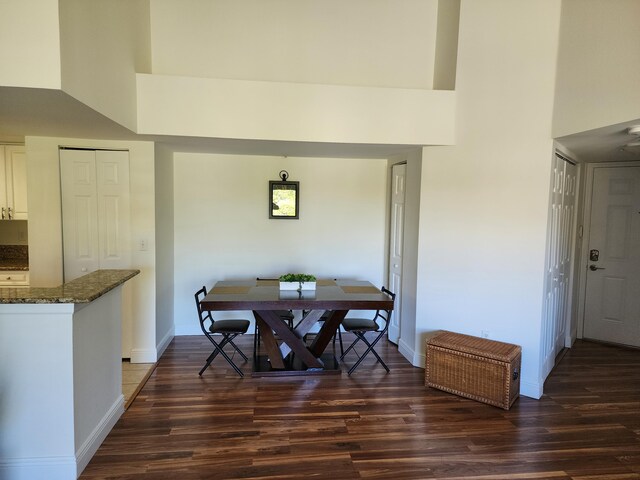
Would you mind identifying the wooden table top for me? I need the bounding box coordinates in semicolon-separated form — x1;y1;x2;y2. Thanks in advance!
200;279;394;311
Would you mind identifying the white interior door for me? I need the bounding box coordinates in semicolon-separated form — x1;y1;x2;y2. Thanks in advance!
387;163;406;344
95;150;131;271
542;154;577;378
583;166;640;347
60;149;100;281
60;148;134;357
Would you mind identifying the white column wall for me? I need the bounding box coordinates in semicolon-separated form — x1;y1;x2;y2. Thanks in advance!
415;0;562;399
173;153;387;335
154;145;175;354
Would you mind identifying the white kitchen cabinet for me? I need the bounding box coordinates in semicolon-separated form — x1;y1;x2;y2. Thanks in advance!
0;270;29;286
0;145;28;220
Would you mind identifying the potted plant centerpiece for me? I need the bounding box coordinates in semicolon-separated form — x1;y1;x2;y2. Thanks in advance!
279;273;317;291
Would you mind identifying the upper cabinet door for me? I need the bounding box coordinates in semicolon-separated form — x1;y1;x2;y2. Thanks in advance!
4;145;28;220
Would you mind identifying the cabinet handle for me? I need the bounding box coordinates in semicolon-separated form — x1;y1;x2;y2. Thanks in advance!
7;207;12;220
1;208;4;220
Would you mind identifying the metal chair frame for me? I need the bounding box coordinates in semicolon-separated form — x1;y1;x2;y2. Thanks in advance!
339;287;395;375
195;286;249;377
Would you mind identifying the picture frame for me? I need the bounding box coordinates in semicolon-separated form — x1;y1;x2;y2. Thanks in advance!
269;180;299;219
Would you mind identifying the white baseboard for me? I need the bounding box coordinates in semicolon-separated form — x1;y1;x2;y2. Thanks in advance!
520;379;543;399
130;348;157;363
0;455;77;480
398;338;421;367
76;395;125;475
156;327;174;358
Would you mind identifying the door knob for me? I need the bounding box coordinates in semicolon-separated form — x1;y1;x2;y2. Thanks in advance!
589;264;605;271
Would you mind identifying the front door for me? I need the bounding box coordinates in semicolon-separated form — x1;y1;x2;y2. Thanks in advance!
583;166;640;347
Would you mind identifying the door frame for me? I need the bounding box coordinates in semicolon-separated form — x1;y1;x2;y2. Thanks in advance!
576;160;640;340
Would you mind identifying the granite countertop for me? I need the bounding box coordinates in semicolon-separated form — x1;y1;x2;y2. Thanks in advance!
0;245;29;271
0;259;29;271
0;269;140;304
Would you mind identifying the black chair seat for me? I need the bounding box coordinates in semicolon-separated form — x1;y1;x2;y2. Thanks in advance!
210;319;250;334
342;318;378;332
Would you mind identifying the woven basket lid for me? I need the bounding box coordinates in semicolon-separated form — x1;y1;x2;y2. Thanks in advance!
427;330;521;362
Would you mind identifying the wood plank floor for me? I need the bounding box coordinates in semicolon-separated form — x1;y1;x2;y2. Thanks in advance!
80;336;640;480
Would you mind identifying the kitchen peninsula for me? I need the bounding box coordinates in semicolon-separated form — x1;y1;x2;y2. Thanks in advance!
0;269;139;480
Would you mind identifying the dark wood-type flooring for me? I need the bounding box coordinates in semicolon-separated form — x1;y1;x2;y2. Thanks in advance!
81;336;640;479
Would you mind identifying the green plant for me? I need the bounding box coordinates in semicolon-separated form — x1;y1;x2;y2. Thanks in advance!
279;273;316;282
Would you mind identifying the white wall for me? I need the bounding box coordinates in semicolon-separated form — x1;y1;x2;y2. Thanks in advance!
138;0;455;146
58;0;151;131
154;145;175;352
25;136;158;362
150;0;438;89
136;74;456;145
173;153;388;334
553;0;640;137
414;0;562;399
0;0;61;89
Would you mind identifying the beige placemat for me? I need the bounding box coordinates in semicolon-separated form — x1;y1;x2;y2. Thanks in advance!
211;286;251;295
256;279;279;286
341;286;381;294
317;279;336;286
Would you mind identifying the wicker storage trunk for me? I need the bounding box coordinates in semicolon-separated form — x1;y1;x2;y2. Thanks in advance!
425;331;521;410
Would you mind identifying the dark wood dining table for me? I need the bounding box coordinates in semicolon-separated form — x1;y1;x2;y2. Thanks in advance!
199;278;394;376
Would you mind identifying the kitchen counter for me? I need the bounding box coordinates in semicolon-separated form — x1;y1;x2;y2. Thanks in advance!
0;259;29;270
0;268;140;479
0;269;139;303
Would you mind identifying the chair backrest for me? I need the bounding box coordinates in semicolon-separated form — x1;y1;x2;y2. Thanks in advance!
195;286;214;334
373;286;396;332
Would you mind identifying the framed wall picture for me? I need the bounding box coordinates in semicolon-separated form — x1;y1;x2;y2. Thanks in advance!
269;180;299;219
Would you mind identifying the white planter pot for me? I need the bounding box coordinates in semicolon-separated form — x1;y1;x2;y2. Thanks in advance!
279;281;316;291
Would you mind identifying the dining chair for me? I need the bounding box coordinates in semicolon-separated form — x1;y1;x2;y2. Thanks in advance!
195;286;250;377
339;286;395;375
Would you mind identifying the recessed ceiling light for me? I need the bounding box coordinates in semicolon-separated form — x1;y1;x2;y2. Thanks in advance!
627;125;640;136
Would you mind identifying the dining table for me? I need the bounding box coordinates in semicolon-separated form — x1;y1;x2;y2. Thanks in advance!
199;278;395;376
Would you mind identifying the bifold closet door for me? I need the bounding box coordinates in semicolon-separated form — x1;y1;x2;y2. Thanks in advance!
60;149;131;281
